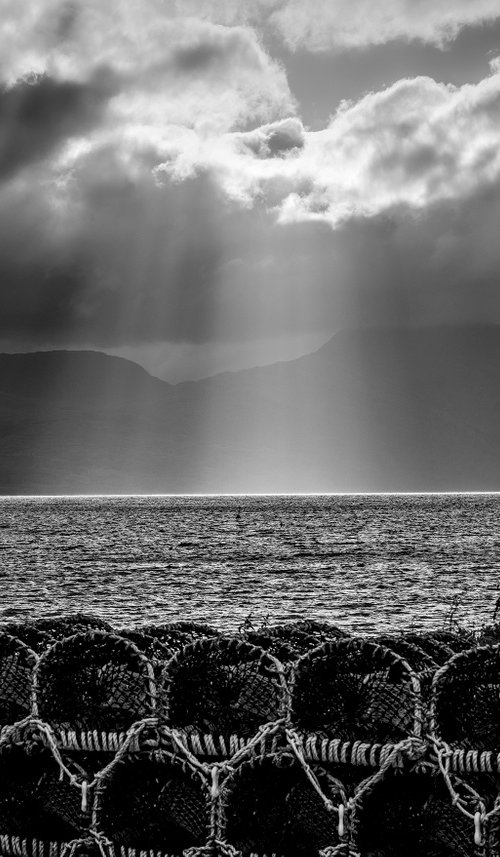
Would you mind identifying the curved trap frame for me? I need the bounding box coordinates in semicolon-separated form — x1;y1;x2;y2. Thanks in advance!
160;637;288;738
430;644;500;753
402;634;455;666
351;765;496;857
243;630;317;663
291;639;421;743
219;752;344;857
34;631;156;732
95;751;210;855
0;743;88;844
32;614;114;640
0;633;37;725
114;629;172;680
0;622;52;654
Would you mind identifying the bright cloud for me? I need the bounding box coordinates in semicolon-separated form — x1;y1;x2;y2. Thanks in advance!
4;0;499;92
169;0;500;50
157;64;500;226
269;0;500;51
0;4;294;135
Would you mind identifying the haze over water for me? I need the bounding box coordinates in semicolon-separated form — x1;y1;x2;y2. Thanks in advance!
0;494;498;635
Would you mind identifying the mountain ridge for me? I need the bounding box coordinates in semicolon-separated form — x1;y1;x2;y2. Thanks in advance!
2;324;500;493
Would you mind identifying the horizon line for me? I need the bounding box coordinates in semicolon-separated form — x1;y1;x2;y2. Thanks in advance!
2;491;500;499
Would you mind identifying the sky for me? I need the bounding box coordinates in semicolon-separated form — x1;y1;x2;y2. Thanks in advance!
2;2;500;381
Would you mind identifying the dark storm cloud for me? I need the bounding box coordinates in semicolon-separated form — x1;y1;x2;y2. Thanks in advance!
0;72;115;180
4;139;500;353
0;160;235;345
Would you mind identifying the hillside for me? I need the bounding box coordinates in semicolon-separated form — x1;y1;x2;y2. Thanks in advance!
1;326;500;493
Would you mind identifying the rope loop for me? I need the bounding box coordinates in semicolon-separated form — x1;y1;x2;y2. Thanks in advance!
211;764;220;800
286;727;346;814
81;780;88;813
61;832;111;857
432;740;493;846
184;841;240;857
319;846;350;857
337;802;345;838
474;810;483;847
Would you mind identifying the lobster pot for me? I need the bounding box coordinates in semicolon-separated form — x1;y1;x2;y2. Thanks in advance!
485;799;500;855
280;620;349;640
372;637;436;673
244;630;317;664
115;630;172;680
0;744;87;852
32;614;114;641
141;622;219;651
35;632;155;732
291;639;420;743
159;621;220;640
430;644;500;752
372;637;437;708
402;634;455;666
0;634;36;725
244;621;348;662
96;753;210;855
220;752;343;857
351;768;489;857
160;638;286;738
430;631;476;654
0;623;52;655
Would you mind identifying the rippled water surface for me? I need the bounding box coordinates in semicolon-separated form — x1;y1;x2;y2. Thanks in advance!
0;494;499;634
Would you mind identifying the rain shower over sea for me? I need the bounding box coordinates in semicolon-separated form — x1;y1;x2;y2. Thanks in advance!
0;494;499;634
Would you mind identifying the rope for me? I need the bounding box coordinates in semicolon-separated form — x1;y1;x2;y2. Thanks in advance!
60;830;113;857
348;736;428;810
3;620;500;856
286;728;344;815
432;736;500;846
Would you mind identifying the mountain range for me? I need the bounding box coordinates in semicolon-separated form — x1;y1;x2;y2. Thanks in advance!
1;325;500;493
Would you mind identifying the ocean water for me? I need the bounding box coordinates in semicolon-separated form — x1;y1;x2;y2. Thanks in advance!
0;494;499;635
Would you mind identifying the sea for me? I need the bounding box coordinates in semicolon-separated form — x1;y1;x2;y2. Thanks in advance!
0;493;499;635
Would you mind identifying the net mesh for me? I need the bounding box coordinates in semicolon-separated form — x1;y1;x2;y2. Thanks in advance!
35;631;155;731
0;623;53;654
372;636;437;672
431;644;500;751
292;639;419;742
222;753;342;857
243;629;319;662
32;614;114;640
161;637;286;736
373;637;437;707
402;634;455;666
281;619;349;639
0;633;37;724
429;630;476;654
143;621;219;645
0;744;84;842
97;754;209;853
114;629;172;680
351;768;495;857
0;618;497;857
